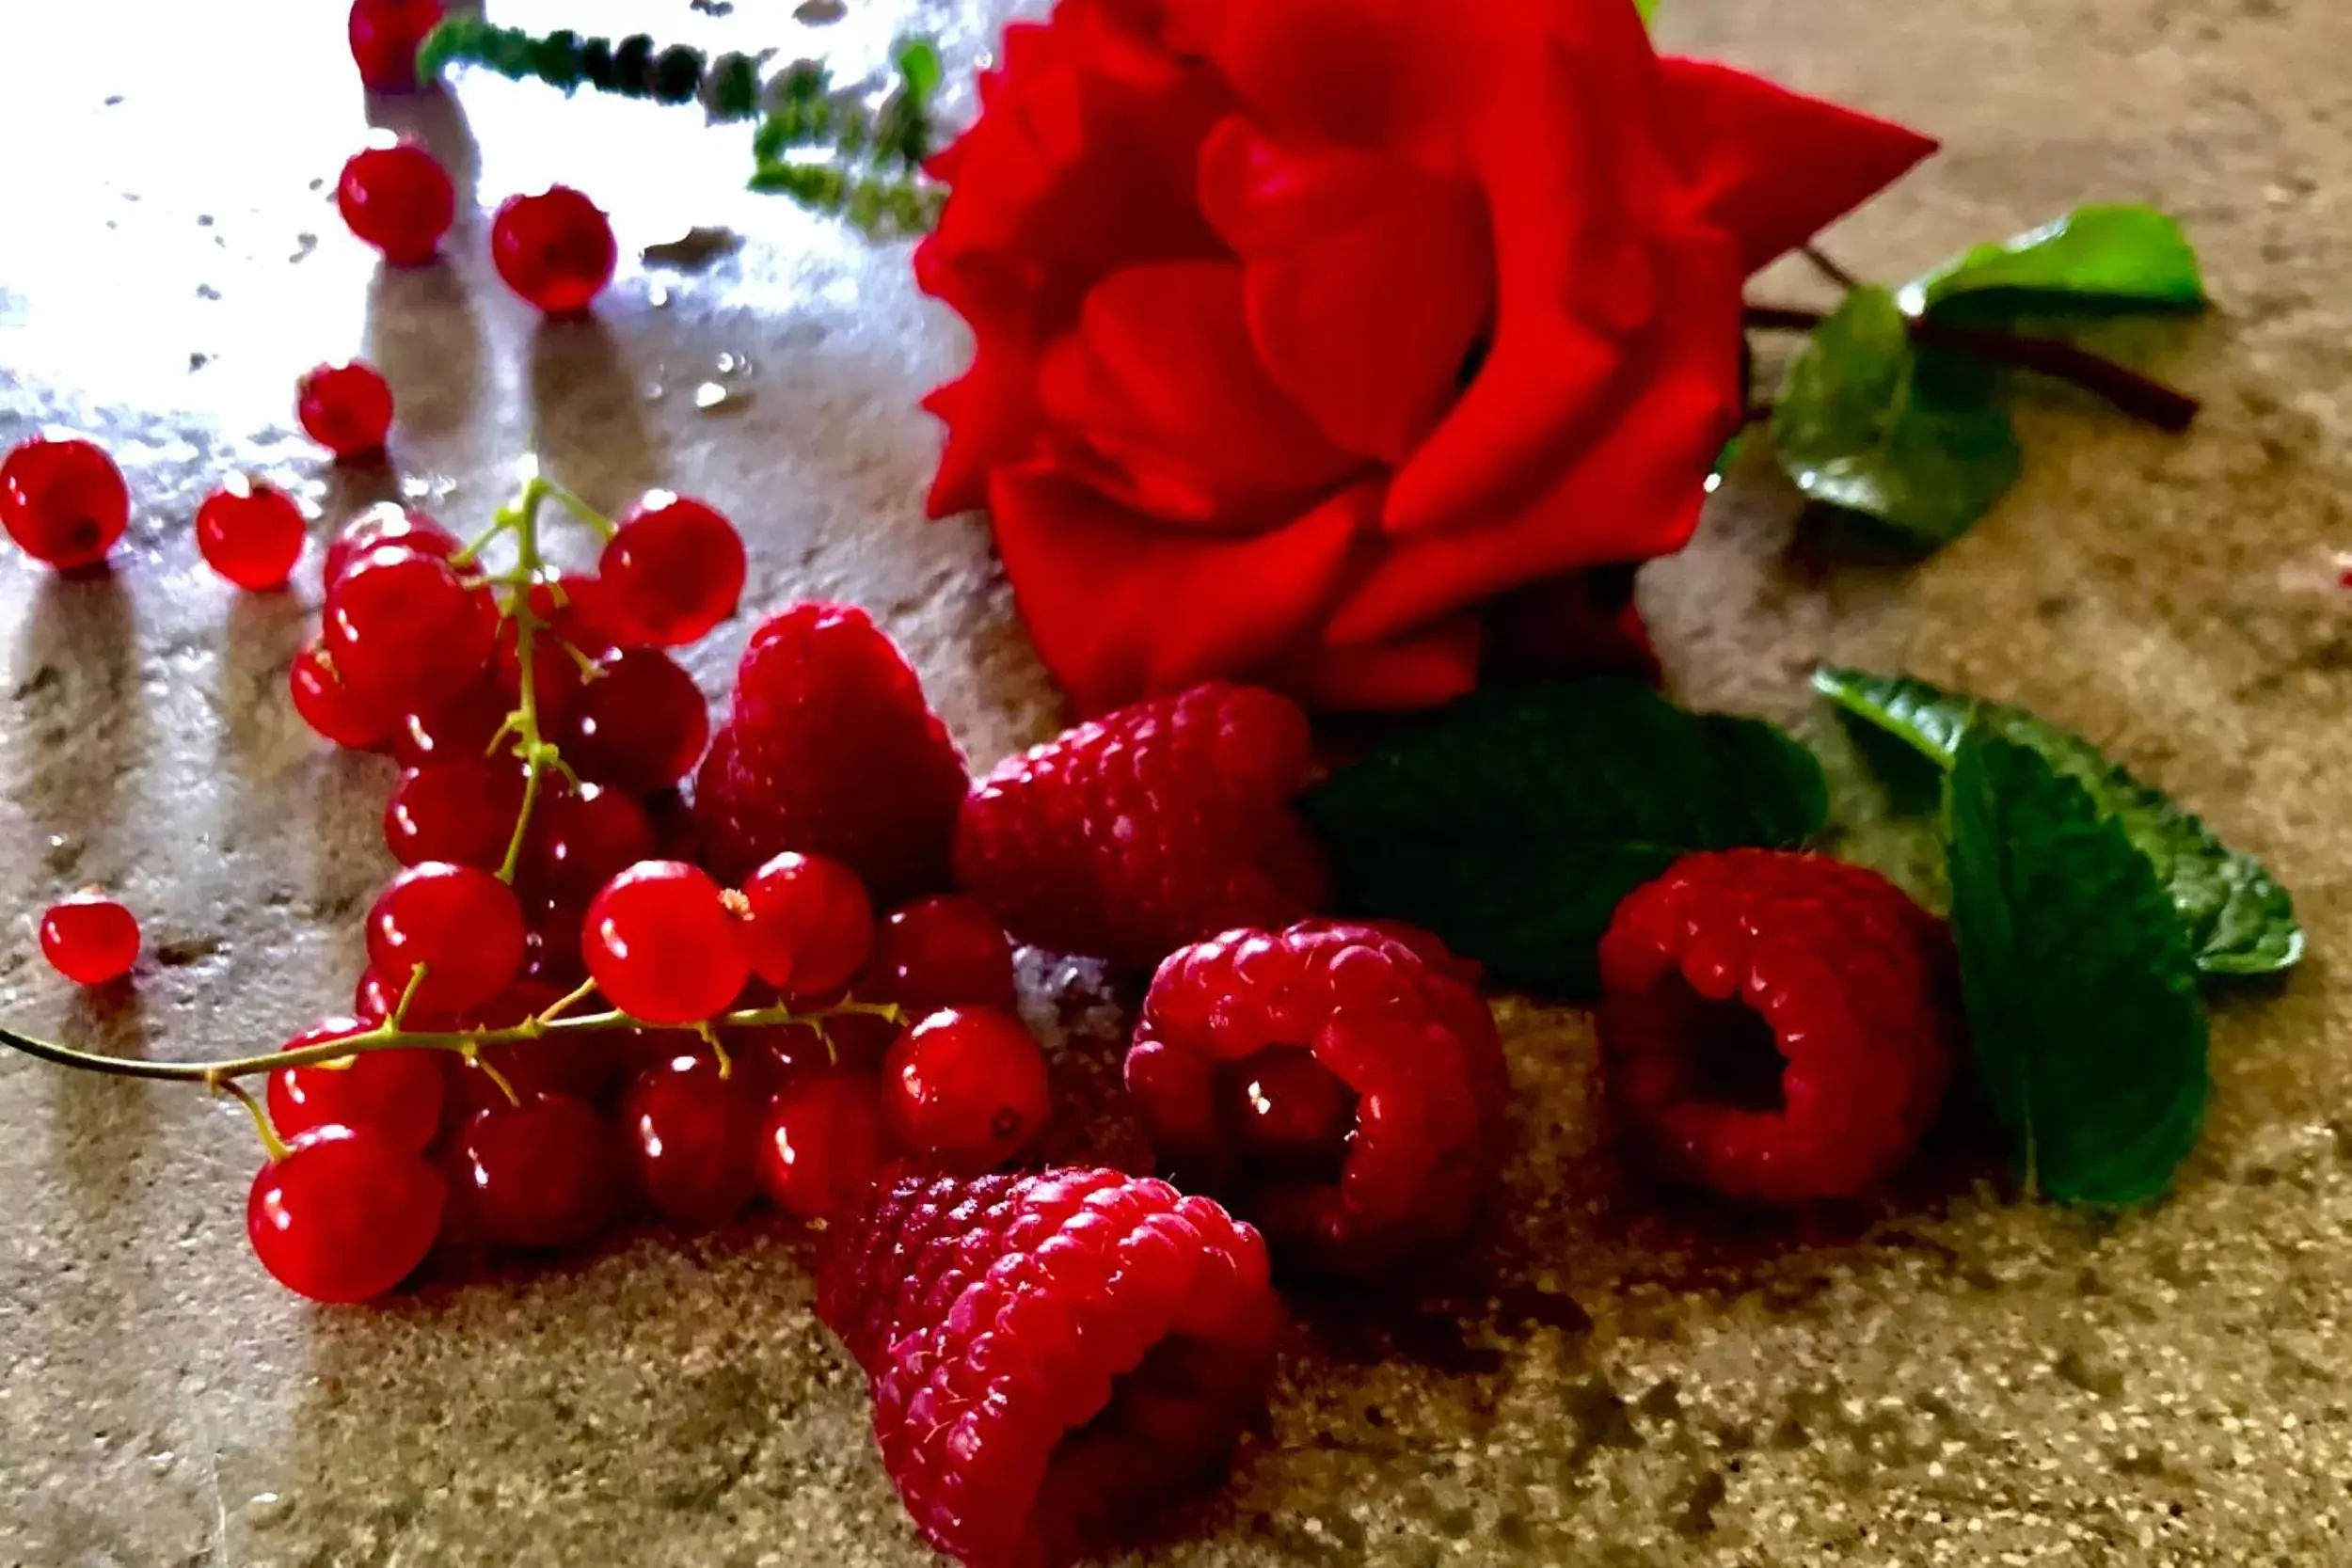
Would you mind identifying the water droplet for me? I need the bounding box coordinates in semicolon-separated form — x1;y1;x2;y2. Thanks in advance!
691;382;743;412
1704;471;1724;495
245;1492;290;1528
646;283;671;309
714;352;753;375
644;383;668;404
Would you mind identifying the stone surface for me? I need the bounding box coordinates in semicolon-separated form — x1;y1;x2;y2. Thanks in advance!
4;0;2351;1564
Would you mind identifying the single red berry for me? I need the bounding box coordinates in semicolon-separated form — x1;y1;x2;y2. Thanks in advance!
881;1006;1049;1172
266;1016;445;1154
336;135;453;265
1;436;129;570
490;186;617;315
384;761;524;870
38;892;140;986
246;1126;445;1302
455;1094;618;1248
365;861;526;1015
870;895;1015;1014
351;966;463;1033
617;1053;763;1222
520;895;588;987
526;783;656;902
816;1170;1280;1568
324;501;455;591
558;648;709;796
194;476;306;591
389;677;510;769
756;1073;884;1219
596;495;745;646
347;0;445;92
325;543;497;710
289;636;399;750
446;981;615;1116
581;861;749;1024
296;361;395;461
1597;849;1961;1205
739;852;874;997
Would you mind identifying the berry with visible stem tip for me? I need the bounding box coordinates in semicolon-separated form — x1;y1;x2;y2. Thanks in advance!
336;135;454;265
266;1016;445;1153
527;783;656;902
757;1073;884;1219
881;1006;1050;1172
618;1052;763;1222
384;761;524;870
581;861;750;1024
289;636;398;750
348;0;446;92
490;186;617;314
297;361;395;461
325;543;498;710
324;501;455;590
365;861;526;1015
352;967;463;1032
1;436;130;570
246;1125;446;1303
39;892;140;986
559;648;709;795
195;476;306;591
456;1094;619;1248
739;852;874;997
596;494;745;646
871;895;1016;1014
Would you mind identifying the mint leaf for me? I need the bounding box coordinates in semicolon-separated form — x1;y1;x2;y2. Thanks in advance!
1297;680;1826;997
1816;666;2302;976
895;37;943;101
1947;732;2208;1203
1771;285;2023;551
1899;205;2207;320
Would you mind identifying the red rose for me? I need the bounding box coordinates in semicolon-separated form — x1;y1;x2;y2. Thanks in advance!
917;0;1933;713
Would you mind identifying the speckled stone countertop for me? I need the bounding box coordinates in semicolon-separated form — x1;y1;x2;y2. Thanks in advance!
4;1;2350;1564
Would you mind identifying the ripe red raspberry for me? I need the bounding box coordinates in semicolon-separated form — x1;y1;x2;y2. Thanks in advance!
692;603;969;902
955;683;1327;972
490;186;617;315
337;136;454;266
1127;920;1508;1275
1;436;129;570
1597;849;1960;1204
817;1168;1280;1568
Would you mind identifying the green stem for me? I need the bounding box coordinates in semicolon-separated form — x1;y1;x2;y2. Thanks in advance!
495;476;555;884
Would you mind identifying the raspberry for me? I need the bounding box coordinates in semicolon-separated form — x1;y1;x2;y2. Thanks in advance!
955;683;1327;972
1126;920;1508;1274
1596;849;1960;1204
692;603;969;902
817;1168;1280;1568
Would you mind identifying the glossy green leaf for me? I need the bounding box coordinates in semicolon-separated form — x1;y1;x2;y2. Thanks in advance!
1899;205;2207;319
895;37;943;101
1771;285;2023;550
1947;732;2208;1203
1816;666;2302;976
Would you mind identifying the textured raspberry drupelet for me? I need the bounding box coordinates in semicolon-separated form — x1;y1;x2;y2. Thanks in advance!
1126;920;1509;1275
954;683;1327;972
818;1167;1280;1568
1597;848;1961;1204
692;603;969;903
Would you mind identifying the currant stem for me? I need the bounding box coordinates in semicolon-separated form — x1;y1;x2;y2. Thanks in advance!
213;1077;289;1162
496;475;557;884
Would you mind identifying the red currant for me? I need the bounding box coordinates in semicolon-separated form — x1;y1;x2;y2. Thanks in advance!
365;861;525;1015
390;678;510;768
756;1073;884;1220
739;853;874;998
38;892;139;986
596;495;745;646
581;861;749;1024
195;476;306;591
1;436;129;570
870;895;1018;1014
880;1006;1050;1172
455;1094;618;1249
289;636;399;749
521;895;588;986
324;501;455;590
266;1016;445;1154
246;1126;445;1302
527;783;655;902
444;981;614;1115
1216;1047;1357;1180
559;649;709;795
347;0;445;92
617;1053;762;1222
337;135;453;266
325;543;498;710
490;187;617;315
384;761;523;870
296;361;395;461
351;967;463;1032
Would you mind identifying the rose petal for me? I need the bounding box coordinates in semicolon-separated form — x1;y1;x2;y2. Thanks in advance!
988;465;1379;714
1270;618;1483;712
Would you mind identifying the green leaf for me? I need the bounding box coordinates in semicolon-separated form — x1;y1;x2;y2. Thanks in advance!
1899;205;2207;320
1815;666;2303;976
896;37;944;101
1633;0;1661;24
1297;680;1826;997
1946;732;2208;1203
1771;285;2024;551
